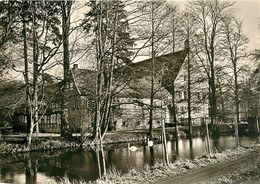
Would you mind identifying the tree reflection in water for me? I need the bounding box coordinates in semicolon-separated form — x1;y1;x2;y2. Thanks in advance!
93;145;107;179
0;136;258;183
149;146;154;166
25;155;37;184
189;137;194;160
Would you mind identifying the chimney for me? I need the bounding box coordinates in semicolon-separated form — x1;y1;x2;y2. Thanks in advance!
73;64;78;70
184;39;190;51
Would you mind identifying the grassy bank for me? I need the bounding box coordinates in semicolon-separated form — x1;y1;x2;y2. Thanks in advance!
0;138;80;154
0;124;235;154
58;144;260;184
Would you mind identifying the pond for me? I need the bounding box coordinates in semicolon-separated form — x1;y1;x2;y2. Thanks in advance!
0;135;257;183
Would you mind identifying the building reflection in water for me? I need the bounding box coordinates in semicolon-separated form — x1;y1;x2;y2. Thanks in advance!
0;136;258;184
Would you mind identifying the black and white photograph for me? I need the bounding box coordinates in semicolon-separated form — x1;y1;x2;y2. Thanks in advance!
0;0;260;183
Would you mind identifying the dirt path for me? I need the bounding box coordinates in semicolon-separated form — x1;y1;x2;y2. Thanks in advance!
159;150;260;184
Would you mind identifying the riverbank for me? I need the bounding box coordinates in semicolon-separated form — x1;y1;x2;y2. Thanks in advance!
0;124;236;154
0;129;169;154
57;144;260;184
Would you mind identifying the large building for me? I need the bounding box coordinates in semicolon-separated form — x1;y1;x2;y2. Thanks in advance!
15;45;209;133
174;59;209;125
60;45;209;132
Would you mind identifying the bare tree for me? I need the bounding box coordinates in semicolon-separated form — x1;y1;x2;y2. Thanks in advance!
135;0;170;139
82;0;135;142
188;0;235;130
222;17;249;147
60;0;73;137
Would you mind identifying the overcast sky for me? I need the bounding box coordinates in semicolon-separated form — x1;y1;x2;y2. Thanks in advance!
234;0;260;50
6;0;260;80
176;0;260;50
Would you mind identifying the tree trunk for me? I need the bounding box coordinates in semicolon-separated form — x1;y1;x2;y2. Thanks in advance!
149;2;155;139
22;12;31;135
187;41;192;138
91;1;103;142
256;117;259;143
61;1;72;137
160;79;168;166
100;4;119;139
162;119;169;166
205;119;211;154
210;64;217;129
234;63;240;147
171;84;178;139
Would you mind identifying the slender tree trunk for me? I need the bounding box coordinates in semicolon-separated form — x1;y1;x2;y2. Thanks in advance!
99;129;106;177
28;10;39;146
32;7;40;134
256;117;259;143
92;0;103;142
100;4;119;138
160;79;168;166
161;119;169;166
210;64;217;129
28;106;34;146
234;63;240;147
171;20;178;140
96;148;101;178
61;1;72;137
22;12;31;135
172;85;178;139
205;119;211;154
149;2;155;139
187;41;192;138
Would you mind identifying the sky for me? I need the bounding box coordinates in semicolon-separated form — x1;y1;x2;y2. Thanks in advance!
134;0;260;63
175;0;260;50
4;0;260;81
234;0;260;50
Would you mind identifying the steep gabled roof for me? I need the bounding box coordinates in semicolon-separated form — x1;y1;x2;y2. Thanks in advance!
69;49;187;99
70;66;96;96
124;50;188;96
129;50;187;71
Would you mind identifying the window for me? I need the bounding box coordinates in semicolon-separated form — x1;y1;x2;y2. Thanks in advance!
180;91;184;99
197;92;201;100
122;122;126;126
87;100;91;108
181;106;184;112
91;101;95;108
184;76;187;81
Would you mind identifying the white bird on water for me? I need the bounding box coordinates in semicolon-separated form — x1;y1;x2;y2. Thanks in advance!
148;140;154;147
127;143;138;151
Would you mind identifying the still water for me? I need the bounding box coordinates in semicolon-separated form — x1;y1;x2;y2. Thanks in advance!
0;136;257;183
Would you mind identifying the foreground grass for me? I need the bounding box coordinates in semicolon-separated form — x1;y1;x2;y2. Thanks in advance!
58;144;259;184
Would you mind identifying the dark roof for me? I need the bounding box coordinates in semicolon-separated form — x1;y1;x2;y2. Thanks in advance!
71;67;96;96
70;49;187;99
123;50;188;96
129;50;187;70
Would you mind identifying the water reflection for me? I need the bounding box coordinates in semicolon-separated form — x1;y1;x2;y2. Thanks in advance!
189;137;194;160
0;135;258;183
25;157;37;184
